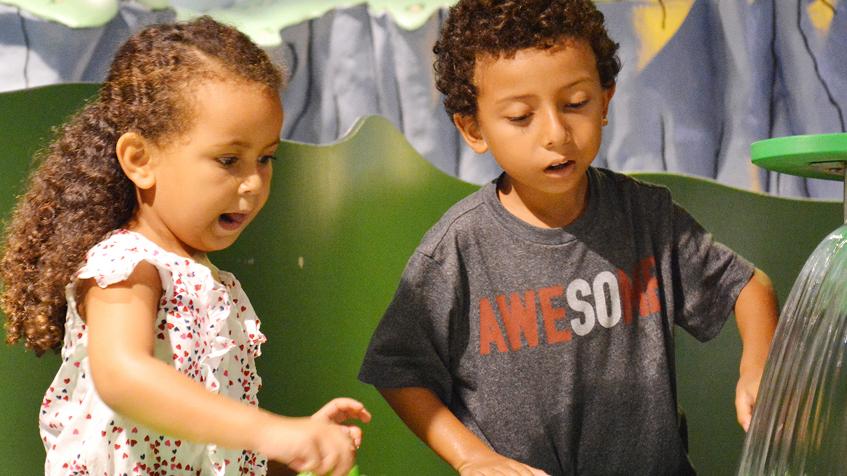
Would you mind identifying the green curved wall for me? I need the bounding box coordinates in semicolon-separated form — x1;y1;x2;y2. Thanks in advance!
0;84;841;475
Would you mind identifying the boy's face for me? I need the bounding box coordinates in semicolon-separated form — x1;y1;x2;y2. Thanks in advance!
455;38;614;207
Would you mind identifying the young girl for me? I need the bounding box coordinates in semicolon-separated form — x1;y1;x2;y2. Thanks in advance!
0;17;369;476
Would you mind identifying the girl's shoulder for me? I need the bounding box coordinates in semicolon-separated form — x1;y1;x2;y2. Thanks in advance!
76;229;199;289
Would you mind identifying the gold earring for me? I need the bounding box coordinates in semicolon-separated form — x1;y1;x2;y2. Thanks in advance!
602;117;608;127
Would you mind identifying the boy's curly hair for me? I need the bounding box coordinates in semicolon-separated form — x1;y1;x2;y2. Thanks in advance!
0;16;285;355
433;0;621;117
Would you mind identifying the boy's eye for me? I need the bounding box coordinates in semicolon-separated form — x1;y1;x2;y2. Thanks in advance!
217;156;238;167
259;154;277;165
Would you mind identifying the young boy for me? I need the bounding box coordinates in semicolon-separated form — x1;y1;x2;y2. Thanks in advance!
358;1;778;474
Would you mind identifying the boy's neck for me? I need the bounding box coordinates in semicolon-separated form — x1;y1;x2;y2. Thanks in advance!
496;173;590;229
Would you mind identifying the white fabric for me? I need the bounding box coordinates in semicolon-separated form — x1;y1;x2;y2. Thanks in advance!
40;229;268;475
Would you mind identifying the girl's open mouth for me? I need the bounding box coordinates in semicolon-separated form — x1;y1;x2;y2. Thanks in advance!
219;213;247;230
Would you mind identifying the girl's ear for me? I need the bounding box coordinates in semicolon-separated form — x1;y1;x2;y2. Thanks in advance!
116;132;155;190
453;113;489;154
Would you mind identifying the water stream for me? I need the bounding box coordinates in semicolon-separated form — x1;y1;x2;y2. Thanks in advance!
738;225;847;474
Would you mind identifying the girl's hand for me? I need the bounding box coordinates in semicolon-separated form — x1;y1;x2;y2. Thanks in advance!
457;453;550;476
256;415;358;476
312;398;372;449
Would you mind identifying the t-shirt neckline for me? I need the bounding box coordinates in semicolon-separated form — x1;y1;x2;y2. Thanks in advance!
482;168;599;245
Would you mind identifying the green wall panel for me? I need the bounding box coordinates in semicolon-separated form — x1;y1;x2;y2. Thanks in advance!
1;84;842;475
0;83;99;474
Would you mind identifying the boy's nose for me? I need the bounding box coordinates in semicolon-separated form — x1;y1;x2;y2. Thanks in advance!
542;110;570;149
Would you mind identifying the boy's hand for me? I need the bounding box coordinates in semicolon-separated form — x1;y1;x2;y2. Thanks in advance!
457;453;550;476
312;398;372;449
735;367;764;432
733;268;778;432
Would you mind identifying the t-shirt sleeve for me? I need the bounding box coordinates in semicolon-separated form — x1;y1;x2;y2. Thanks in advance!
358;250;459;404
670;202;755;342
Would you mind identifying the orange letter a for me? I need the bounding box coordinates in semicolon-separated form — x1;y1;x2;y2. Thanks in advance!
479;297;508;355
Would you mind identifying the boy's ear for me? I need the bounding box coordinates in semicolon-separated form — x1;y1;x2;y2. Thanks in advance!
602;85;616;117
453;113;488;154
116;132;156;190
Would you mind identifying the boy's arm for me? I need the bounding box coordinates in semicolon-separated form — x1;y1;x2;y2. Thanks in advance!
733;268;779;431
379;387;549;476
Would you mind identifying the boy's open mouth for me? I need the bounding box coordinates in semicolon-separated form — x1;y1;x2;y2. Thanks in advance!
219;212;247;230
545;160;573;172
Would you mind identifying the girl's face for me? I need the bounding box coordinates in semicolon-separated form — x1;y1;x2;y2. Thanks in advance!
137;79;283;257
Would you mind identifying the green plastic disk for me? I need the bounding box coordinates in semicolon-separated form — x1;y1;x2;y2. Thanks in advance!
751;133;847;180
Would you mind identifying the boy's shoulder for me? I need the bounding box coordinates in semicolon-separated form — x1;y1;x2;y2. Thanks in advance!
591;167;674;212
416;183;492;257
593;166;672;197
411;169;677;257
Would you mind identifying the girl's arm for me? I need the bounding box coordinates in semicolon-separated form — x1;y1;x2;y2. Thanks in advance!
379;387;549;476
85;261;361;476
733;268;779;431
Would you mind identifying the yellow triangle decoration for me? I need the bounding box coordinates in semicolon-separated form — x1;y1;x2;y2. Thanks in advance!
807;0;838;36
632;0;696;71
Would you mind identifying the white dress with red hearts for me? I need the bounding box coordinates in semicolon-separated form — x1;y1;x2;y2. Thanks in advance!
40;229;268;475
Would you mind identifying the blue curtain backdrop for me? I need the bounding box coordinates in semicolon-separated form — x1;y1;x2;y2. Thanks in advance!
1;0;845;198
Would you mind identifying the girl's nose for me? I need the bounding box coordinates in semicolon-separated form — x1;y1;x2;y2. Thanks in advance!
239;169;265;195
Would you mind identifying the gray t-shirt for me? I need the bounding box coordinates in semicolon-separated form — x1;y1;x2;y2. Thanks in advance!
359;167;753;475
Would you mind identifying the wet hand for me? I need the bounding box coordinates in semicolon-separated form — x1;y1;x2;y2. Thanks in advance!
736;368;764;432
312;398;372;449
457;453;550;476
257;415;358;476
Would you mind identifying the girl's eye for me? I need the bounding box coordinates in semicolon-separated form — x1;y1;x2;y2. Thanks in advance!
507;113;532;124
259;154;277;165
565;99;589;110
217;156;238;167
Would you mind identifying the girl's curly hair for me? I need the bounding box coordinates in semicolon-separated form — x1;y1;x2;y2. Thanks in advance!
0;16;285;355
433;0;621;117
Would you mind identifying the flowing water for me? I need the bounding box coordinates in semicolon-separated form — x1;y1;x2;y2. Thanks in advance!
738;224;847;474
